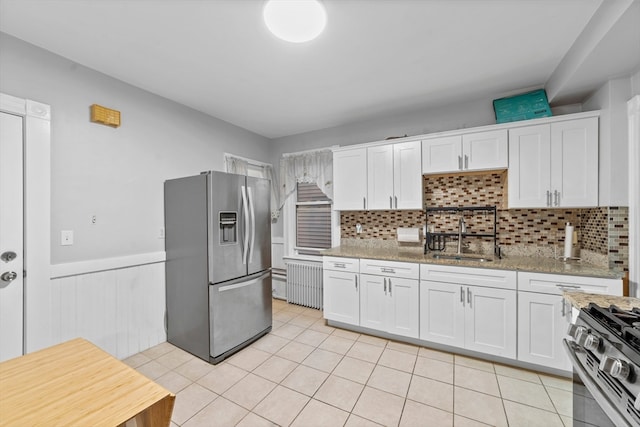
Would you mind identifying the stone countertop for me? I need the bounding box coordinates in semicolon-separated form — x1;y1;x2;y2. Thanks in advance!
563;291;640;310
322;245;623;279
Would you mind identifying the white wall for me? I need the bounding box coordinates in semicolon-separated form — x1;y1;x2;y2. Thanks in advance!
0;33;272;264
0;33;273;355
583;77;633;206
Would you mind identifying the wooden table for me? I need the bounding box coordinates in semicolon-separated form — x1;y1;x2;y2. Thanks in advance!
0;338;175;427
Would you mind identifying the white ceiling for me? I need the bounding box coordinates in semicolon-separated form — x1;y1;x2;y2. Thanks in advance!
1;0;638;139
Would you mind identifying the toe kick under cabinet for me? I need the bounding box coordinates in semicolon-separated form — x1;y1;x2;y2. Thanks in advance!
420;264;517;359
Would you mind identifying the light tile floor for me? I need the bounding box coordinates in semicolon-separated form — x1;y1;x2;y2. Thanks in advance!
124;299;573;427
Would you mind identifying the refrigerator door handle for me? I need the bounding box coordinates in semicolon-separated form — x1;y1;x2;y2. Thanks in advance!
241;185;249;265
247;186;256;264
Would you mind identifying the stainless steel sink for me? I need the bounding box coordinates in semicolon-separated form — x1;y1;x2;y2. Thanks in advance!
432;254;493;262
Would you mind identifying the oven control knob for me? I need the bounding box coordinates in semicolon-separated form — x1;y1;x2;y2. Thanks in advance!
599;356;631;380
581;334;601;352
567;324;586;340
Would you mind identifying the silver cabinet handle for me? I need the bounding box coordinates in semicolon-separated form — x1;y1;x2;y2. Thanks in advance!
355;275;358;290
458;155;463;170
394;196;398;209
556;284;580;289
460;286;464;304
467;287;471;307
546;190;551;207
334;263;346;269
464;155;469;169
1;251;17;263
554;190;560;206
561;299;566;317
390;196;393;209
363;197;366;210
389;278;392;296
381;267;395;274
384;278;387;295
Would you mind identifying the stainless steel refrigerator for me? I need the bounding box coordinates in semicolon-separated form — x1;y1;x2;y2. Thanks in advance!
164;171;272;364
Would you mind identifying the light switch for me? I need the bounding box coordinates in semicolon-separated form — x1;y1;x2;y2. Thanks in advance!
61;230;74;246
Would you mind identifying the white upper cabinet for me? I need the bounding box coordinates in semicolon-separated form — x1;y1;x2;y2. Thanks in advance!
393;141;423;209
421;135;462;173
333;148;367;211
422;129;507;174
508;117;598;208
367;145;394;209
334;140;422;211
462;129;508;171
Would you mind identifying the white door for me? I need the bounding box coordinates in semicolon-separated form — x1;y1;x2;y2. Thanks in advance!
508;124;551;208
419;280;465;347
550;117;598;207
462;129;508;171
323;270;359;326
359;274;386;330
386;277;419;338
0;111;24;362
333;148;368;211
367;145;394;210
464;286;516;358
517;292;572;371
422;135;462;173
393;141;422;209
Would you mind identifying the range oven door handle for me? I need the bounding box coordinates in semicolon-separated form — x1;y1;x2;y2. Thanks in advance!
562;339;632;427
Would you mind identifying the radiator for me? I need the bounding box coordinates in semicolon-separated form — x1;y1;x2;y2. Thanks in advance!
285;260;323;310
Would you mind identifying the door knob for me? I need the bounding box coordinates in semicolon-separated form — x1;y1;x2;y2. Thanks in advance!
1;251;17;262
1;271;18;283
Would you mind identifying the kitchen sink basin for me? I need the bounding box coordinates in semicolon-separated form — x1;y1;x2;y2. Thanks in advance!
432;254;493;262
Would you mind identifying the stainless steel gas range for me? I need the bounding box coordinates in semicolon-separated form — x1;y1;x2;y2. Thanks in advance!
565;303;640;427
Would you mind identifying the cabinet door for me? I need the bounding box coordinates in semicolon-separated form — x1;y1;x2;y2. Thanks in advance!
508;125;552;208
422;135;462;173
359;274;387;330
419;280;465;347
550;117;598;207
464;286;516;358
462;129;508;171
386;277;419;338
323;270;359;326
333;148;367;211
517;292;572;372
393;141;423;209
367;145;394;210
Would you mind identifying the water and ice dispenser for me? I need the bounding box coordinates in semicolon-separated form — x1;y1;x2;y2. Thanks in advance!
219;212;237;244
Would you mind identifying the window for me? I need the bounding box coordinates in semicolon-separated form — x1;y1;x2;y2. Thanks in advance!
296;182;331;255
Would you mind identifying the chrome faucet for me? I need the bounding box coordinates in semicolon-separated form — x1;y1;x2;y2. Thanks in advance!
457;215;466;254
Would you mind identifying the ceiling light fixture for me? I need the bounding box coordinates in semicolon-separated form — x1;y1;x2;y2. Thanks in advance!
263;0;327;43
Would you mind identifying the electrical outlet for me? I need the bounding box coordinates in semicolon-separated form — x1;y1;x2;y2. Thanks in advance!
61;230;74;246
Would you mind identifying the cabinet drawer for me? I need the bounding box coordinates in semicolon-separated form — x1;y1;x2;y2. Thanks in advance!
360;259;419;280
323;256;359;273
517;272;622;296
420;264;516;290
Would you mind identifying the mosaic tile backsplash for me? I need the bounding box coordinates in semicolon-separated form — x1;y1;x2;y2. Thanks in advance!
340;173;629;271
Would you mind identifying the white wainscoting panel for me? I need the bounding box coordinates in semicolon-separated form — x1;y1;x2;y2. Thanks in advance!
50;262;166;360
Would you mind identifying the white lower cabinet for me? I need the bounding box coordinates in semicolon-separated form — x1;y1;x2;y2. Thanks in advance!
323;257;359;326
420;264;517;359
420;280;516;358
360;274;419;338
517;292;572;371
516;272;622;372
359;259;420;338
